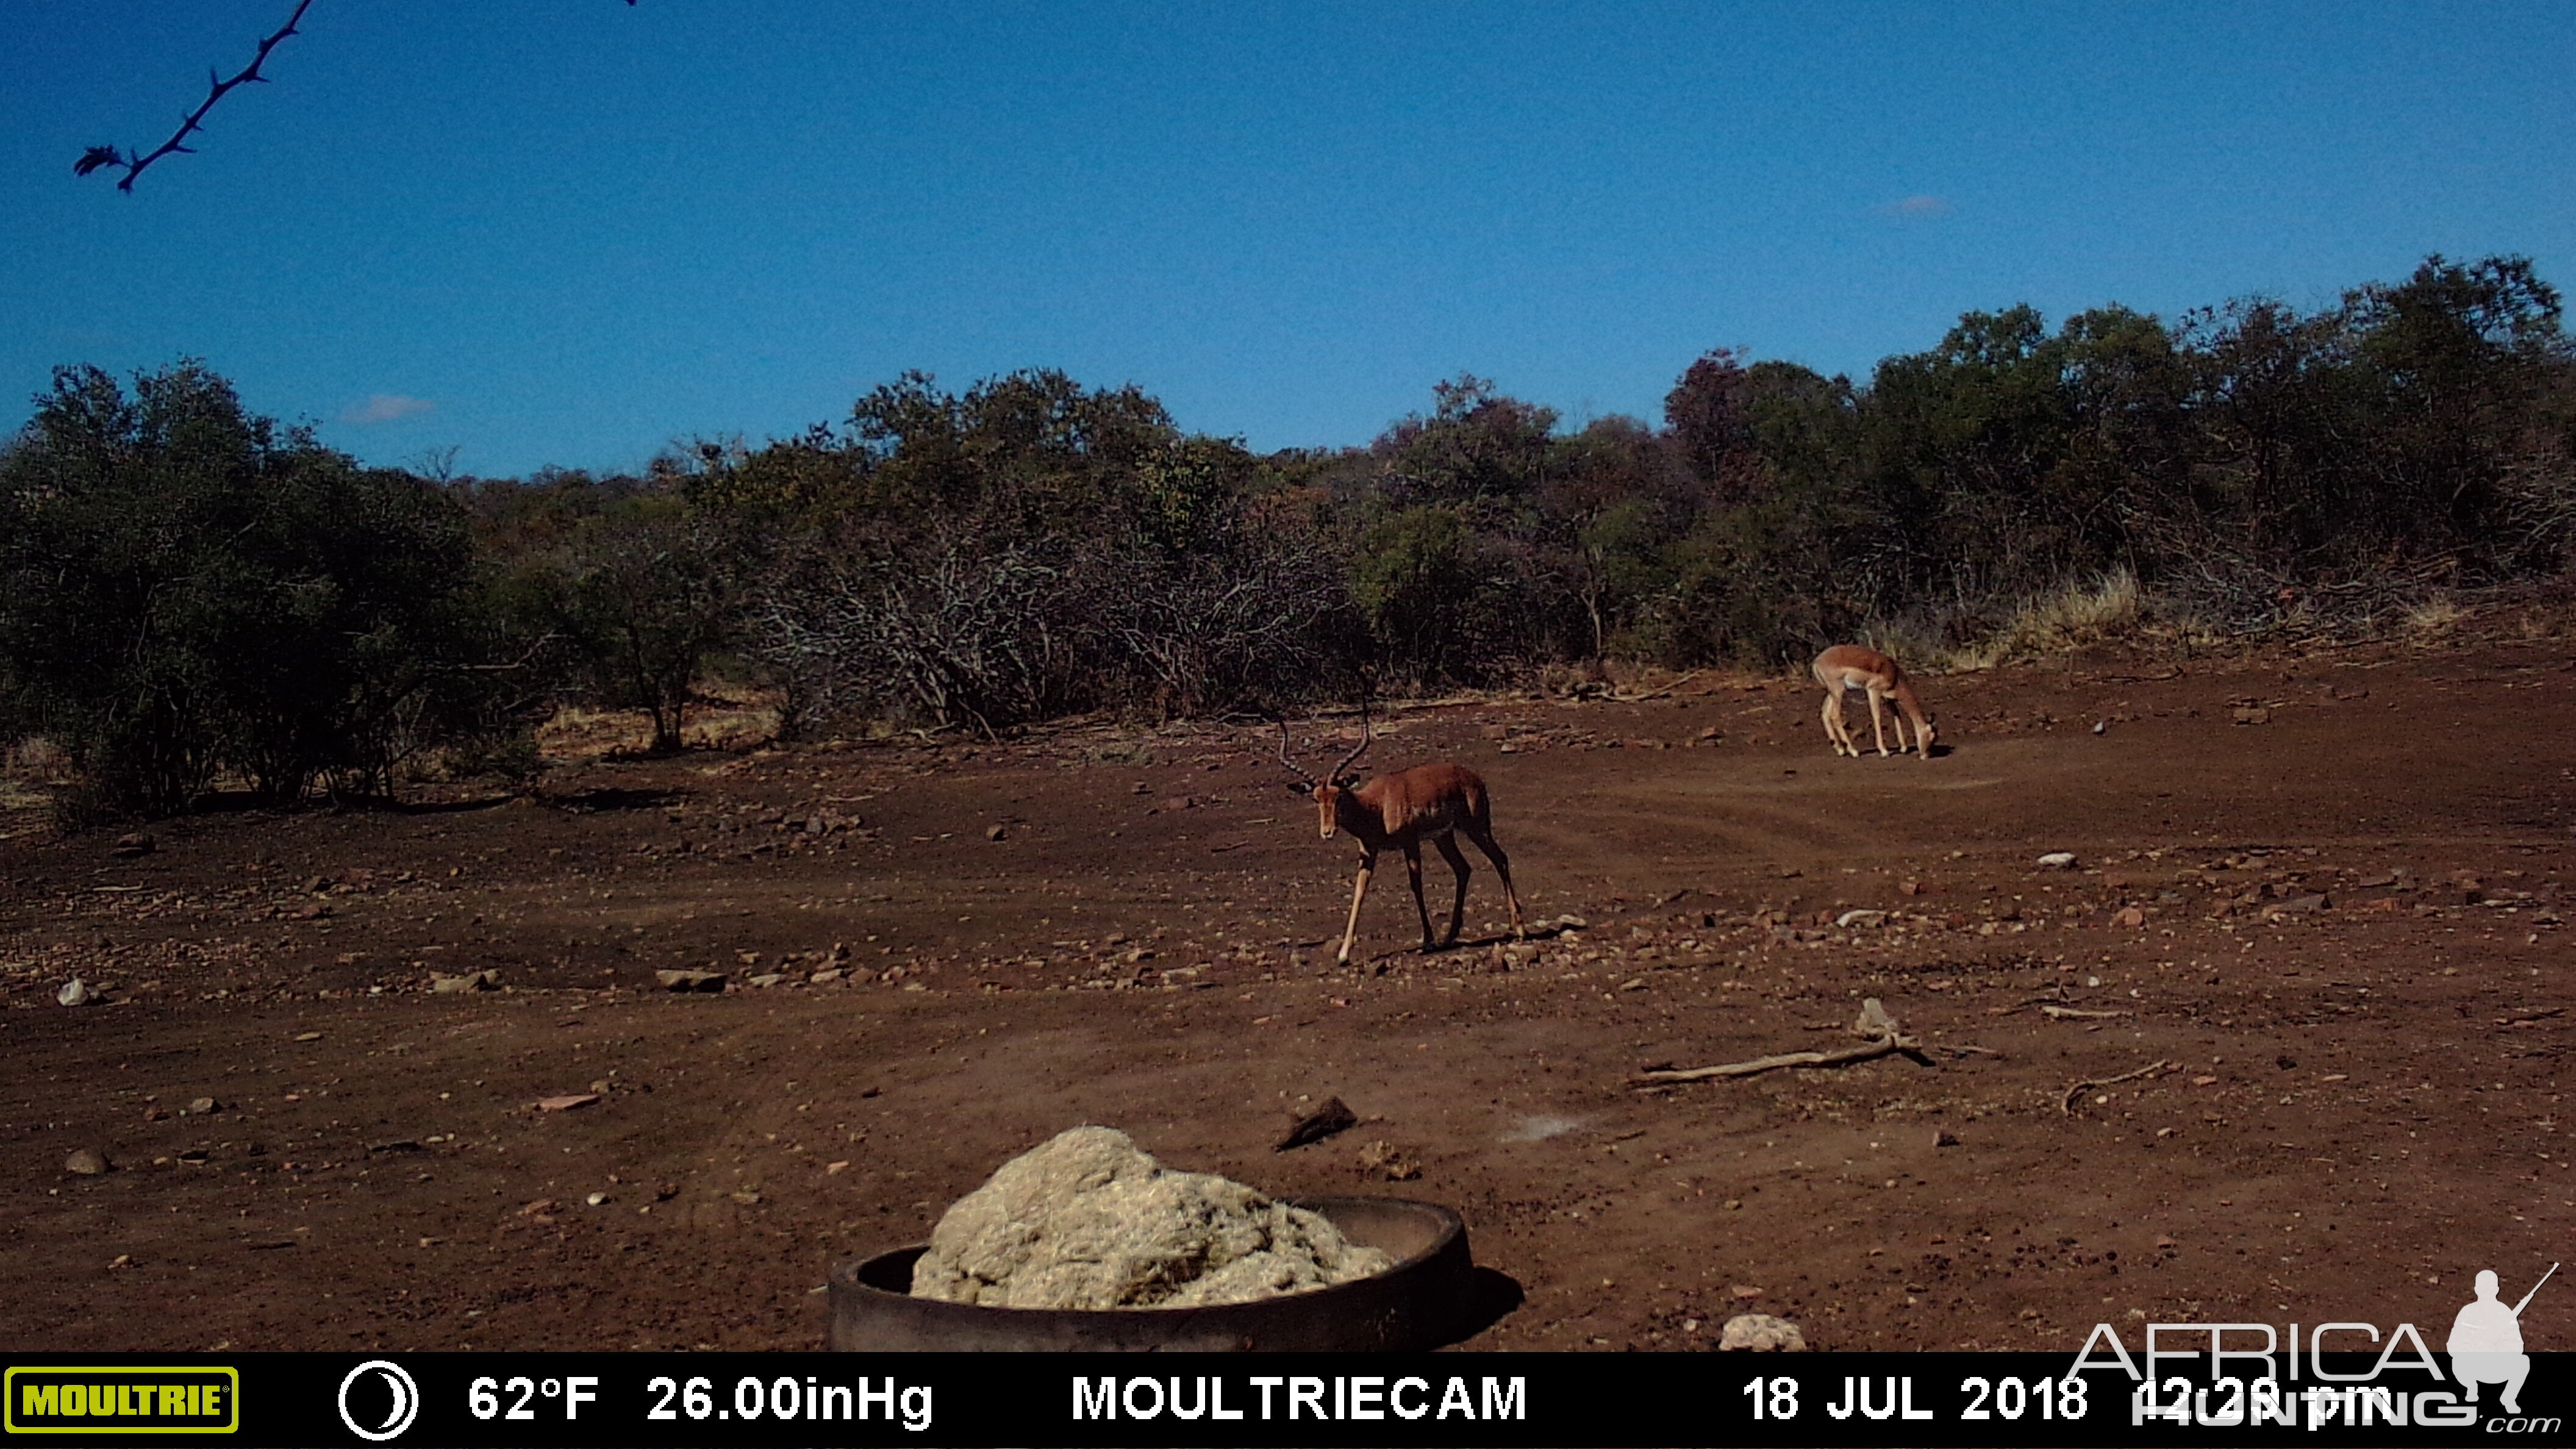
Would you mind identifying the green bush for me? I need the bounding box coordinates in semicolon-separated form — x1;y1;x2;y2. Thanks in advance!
0;362;485;815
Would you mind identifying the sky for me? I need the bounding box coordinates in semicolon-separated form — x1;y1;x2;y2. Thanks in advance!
5;2;2572;479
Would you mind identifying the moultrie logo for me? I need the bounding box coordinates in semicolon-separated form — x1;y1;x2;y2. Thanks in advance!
335;1360;420;1443
4;1365;240;1433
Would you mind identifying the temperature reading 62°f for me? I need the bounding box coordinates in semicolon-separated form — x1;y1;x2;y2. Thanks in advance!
469;1376;600;1422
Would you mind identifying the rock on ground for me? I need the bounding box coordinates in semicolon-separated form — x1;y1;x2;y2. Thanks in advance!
1719;1314;1806;1351
909;1125;1392;1309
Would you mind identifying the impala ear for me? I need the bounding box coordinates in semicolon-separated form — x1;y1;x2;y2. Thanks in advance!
1333;773;1362;789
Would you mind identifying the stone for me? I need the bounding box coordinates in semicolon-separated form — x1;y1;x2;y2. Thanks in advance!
1719;1313;1806;1351
1850;998;1902;1040
430;970;497;993
535;1094;600;1112
1834;909;1887;929
2111;906;2147;928
1354;1139;1422;1181
55;978;91;1007
186;1097;219;1115
65;1148;109;1176
986;824;1007;842
2036;851;2078;868
2264;893;2330;917
1274;1097;1359;1151
110;832;155;857
909;1126;1392;1310
656;968;728;992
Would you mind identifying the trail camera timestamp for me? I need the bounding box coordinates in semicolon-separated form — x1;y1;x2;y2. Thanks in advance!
1743;1372;2089;1425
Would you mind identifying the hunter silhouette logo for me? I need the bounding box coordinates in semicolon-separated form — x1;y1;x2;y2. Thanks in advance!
2450;1262;2554;1415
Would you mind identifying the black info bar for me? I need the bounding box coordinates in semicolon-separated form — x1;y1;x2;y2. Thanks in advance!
2;1352;2564;1447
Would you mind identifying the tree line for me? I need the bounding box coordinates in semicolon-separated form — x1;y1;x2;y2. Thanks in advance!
4;254;2571;818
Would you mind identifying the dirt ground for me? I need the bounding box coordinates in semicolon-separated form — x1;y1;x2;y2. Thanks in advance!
3;631;2569;1355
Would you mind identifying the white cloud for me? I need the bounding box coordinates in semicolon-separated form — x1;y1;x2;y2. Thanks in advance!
1873;194;1953;218
344;393;436;424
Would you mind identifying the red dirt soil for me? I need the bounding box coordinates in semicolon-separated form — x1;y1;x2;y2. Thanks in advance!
2;636;2569;1354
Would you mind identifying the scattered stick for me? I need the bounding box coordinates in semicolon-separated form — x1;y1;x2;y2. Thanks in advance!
1631;1036;1928;1086
1632;998;1932;1088
1612;671;1704;703
2060;1060;2174;1116
1989;987;2073;1017
2040;1004;2132;1020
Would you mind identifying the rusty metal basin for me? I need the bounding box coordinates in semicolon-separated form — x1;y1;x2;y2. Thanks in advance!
828;1196;1471;1352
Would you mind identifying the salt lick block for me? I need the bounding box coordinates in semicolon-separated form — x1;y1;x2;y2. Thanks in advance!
829;1197;1473;1351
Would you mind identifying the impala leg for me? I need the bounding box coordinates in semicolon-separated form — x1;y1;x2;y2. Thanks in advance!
1336;851;1377;966
1820;690;1849;756
1403;843;1437;951
1462;822;1525;939
1433;832;1472;946
1866;685;1893;757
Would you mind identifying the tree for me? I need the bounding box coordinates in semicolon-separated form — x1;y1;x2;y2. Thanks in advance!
1372;375;1558;506
557;507;742;754
0;362;482;814
1348;505;1485;682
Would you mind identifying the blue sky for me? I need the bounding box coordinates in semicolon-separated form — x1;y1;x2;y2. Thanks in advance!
6;2;2571;478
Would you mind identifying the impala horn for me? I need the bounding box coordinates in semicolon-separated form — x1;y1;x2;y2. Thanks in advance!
1276;720;1317;789
1327;700;1373;784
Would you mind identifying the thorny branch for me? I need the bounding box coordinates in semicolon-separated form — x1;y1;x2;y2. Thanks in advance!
78;1;640;191
78;0;318;192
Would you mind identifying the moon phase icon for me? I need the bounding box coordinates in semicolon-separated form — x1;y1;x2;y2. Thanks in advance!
337;1359;420;1442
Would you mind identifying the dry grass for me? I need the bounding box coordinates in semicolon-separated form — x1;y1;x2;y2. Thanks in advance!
534;689;784;763
0;737;70;815
2402;594;2467;635
1938;571;2144;671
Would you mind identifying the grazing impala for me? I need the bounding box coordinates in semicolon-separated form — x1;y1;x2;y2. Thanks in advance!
1812;645;1937;760
1278;712;1526;967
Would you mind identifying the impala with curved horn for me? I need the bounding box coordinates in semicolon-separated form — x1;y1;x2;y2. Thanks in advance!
1278;708;1526;967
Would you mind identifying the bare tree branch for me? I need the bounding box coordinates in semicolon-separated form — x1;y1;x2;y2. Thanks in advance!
79;1;639;191
80;0;318;192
